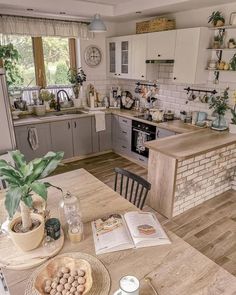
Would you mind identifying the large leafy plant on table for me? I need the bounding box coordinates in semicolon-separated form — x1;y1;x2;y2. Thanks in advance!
0;150;64;233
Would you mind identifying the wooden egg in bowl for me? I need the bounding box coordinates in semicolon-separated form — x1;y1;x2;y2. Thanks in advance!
34;256;93;295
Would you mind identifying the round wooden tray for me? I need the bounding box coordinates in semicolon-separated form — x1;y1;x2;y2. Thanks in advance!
0;229;64;270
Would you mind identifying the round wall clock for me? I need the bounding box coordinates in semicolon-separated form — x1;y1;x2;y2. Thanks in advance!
84;45;102;67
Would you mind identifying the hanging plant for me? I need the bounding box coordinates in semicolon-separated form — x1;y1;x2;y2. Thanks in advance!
0;43;23;87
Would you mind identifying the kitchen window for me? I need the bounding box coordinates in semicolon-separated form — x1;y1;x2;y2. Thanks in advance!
1;34;77;88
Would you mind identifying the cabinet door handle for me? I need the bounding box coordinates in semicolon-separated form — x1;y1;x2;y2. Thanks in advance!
157;54;161;57
114;73;117;76
173;77;177;80
122;131;127;134
122;119;127;123
118;74;121;76
68;122;71;129
156;129;160;138
122;145;127;149
141;75;144;78
139;157;144;162
74;121;77;128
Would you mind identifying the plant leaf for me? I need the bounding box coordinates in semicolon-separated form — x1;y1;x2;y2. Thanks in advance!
10;150;26;170
44;182;63;192
22;195;33;208
4;187;22;218
39;151;64;179
30;181;47;200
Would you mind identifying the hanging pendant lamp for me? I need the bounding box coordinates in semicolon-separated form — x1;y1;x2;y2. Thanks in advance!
88;14;107;32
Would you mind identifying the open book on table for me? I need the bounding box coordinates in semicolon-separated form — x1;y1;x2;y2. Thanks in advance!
91;211;171;255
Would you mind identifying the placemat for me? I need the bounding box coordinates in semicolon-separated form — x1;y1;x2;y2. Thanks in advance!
24;252;111;295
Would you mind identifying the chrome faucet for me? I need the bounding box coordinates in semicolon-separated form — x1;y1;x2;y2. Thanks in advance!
56;90;70;111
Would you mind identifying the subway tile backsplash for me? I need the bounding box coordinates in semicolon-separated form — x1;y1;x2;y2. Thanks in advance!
107;64;236;122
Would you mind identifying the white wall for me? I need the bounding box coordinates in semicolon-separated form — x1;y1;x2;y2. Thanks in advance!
114;2;236;36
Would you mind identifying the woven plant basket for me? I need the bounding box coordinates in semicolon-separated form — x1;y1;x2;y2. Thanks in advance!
136;17;175;34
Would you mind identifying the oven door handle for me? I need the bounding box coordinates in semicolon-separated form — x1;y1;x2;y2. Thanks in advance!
132;128;153;136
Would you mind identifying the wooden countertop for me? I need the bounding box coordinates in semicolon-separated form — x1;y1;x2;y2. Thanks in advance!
146;128;236;160
2;169;236;294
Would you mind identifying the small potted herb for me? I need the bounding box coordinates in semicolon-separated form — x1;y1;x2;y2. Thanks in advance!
230;53;236;71
39;89;55;111
209;87;229;131
213;35;221;49
228;38;236;49
208;11;225;27
229;91;236;134
0;150;63;251
67;67;87;100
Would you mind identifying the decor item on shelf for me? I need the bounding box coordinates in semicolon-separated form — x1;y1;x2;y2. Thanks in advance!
0;150;64;251
213;35;221;49
224;62;230;71
120;91;135;110
67;67;86;100
228;38;236;49
136;17;175;34
208;60;218;70
39;89;55;111
229;91;236;134
209;87;229;131
230;53;236;71
217;61;226;70
208;11;225;27
88;14;107;32
229;12;236;25
34;104;46;116
0;43;23;87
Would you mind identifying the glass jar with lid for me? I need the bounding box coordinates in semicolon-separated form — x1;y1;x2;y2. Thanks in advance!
59;191;81;230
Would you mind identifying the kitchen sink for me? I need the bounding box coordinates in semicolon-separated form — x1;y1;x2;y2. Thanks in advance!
41;110;88;117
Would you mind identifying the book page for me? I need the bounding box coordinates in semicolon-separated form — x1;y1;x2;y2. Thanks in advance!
124;211;170;247
91;214;133;254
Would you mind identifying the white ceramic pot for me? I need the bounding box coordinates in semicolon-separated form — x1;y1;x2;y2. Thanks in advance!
44;101;51;111
8;213;45;251
34;105;46;116
229;123;236;134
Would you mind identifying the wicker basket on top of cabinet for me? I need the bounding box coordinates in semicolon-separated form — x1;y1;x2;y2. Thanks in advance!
136;17;175;34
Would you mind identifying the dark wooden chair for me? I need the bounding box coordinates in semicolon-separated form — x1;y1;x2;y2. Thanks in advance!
114;167;151;210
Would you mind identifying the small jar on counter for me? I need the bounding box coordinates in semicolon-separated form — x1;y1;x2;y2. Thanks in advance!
68;219;84;243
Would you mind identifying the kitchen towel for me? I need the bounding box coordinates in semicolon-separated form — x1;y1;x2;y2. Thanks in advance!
95;111;106;132
28;127;39;151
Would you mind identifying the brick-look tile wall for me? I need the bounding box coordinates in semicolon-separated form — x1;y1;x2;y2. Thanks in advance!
173;144;236;216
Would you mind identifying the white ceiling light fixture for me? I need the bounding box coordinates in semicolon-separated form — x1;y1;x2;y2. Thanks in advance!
88;14;107;33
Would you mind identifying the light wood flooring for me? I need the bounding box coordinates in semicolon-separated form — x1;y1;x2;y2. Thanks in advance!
54;152;236;277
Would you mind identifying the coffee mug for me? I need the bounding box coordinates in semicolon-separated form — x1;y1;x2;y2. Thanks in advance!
114;276;140;295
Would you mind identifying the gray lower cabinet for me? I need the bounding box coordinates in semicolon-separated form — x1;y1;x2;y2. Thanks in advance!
50;120;74;159
99;114;112;152
92;114;112;153
15;123;52;161
72;117;93;156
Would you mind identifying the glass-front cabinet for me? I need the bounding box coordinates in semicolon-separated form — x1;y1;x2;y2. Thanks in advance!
107;36;132;79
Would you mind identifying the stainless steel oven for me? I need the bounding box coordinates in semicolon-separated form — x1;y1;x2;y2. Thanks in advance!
131;120;156;158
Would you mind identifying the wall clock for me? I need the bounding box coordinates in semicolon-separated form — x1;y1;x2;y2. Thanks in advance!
84;45;102;67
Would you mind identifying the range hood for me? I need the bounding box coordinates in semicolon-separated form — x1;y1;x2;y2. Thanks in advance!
146;59;174;64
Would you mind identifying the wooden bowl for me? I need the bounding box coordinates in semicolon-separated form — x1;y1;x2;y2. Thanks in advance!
34;256;93;294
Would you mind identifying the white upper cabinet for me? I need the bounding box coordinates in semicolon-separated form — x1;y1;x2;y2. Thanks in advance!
173;27;210;84
107;36;132;79
131;34;147;80
147;30;176;60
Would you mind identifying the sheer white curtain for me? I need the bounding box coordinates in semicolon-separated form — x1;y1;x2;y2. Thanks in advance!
0;15;93;39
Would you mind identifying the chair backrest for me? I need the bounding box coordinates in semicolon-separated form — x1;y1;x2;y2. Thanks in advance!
114;167;151;210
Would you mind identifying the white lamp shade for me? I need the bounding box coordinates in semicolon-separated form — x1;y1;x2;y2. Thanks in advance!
88;14;107;32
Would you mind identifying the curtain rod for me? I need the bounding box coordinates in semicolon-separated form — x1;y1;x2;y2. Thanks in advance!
0;14;89;25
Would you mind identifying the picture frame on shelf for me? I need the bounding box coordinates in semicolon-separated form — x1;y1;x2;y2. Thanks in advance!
230;12;236;25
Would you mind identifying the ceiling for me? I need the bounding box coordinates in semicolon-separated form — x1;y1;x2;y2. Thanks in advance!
0;0;236;22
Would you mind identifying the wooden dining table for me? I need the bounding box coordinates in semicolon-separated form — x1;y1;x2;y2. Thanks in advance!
1;168;236;295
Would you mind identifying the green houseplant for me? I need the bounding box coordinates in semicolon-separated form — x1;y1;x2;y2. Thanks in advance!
229;91;236;134
209;87;229;130
0;150;64;251
67;67;86;100
208;11;225;27
0;43;23;87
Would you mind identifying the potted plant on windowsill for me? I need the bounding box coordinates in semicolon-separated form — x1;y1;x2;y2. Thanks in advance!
68;67;86;107
208;11;225;27
209;87;229;131
0;150;64;251
229;91;236;134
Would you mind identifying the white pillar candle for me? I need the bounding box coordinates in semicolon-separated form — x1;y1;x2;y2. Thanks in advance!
119;276;140;295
